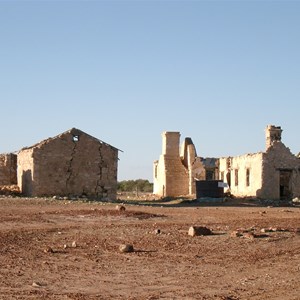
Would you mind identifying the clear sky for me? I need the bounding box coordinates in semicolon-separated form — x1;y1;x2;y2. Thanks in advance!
1;0;300;181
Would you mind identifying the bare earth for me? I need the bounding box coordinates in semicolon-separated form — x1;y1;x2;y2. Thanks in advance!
0;197;299;300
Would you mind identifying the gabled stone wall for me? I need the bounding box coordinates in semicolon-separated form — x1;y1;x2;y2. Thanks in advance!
219;126;300;200
260;142;300;199
0;153;17;185
18;129;118;199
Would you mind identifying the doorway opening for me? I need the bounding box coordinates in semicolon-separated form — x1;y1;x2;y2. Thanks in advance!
279;170;292;199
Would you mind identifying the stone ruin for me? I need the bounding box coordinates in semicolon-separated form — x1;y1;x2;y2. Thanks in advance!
0;128;120;200
154;125;300;200
153;131;218;197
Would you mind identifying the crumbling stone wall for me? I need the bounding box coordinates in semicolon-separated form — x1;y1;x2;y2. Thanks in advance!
200;157;219;181
17;128;118;199
153;132;189;197
219;125;300;200
260;142;300;199
17;149;34;196
180;138;205;194
154;125;300;200
219;153;264;198
0;153;17;185
265;125;282;150
154;132;219;198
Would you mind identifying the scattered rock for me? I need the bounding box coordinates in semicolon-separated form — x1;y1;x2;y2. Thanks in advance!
270;227;279;232
32;282;42;288
0;185;21;196
261;228;270;233
71;241;77;248
44;247;54;253
243;232;255;240
188;226;212;237
154;229;161;235
119;244;134;253
259;211;266;215
63;244;68;249
230;230;243;237
116;205;126;211
292;197;300;203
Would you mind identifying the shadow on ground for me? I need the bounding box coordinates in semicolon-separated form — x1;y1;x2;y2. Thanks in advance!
113;196;297;208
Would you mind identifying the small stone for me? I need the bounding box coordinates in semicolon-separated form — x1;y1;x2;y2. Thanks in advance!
230;230;243;237
63;244;68;249
32;282;42;287
119;244;134;253
44;247;54;253
243;232;255;240
71;241;77;248
116;205;126;211
188;226;212;237
154;229;161;234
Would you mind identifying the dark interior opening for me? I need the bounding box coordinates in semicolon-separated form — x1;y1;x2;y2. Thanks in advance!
279;170;292;199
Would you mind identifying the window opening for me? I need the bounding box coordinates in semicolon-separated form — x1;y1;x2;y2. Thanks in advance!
235;169;239;186
73;135;79;142
246;168;250;187
220;171;224;181
206;170;214;181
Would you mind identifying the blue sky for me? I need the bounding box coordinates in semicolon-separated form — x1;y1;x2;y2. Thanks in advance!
1;0;300;181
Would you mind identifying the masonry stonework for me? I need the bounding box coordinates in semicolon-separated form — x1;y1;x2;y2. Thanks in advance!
260;141;300;199
0;153;17;185
155;125;300;200
153;132;189;197
219;125;300;200
17;128;119;199
219;153;264;198
153;132;215;198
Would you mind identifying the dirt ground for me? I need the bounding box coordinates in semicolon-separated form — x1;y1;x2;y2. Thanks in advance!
0;196;299;300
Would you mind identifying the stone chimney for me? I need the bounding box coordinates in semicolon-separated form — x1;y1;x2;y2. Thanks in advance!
265;125;282;150
162;132;180;157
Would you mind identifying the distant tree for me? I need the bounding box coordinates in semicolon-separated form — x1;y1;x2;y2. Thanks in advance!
117;179;153;193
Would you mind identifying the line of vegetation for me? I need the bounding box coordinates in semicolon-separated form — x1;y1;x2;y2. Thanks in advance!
117;179;153;193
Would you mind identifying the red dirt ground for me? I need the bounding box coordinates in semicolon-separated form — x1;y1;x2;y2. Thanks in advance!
0;197;299;299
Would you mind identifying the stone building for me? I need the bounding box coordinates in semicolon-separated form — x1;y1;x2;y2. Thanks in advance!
219;125;300;200
17;128;119;199
153;132;218;197
154;126;300;200
0;153;17;185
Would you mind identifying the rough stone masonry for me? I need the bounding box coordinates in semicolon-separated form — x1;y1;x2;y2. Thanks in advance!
17;128;119;199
